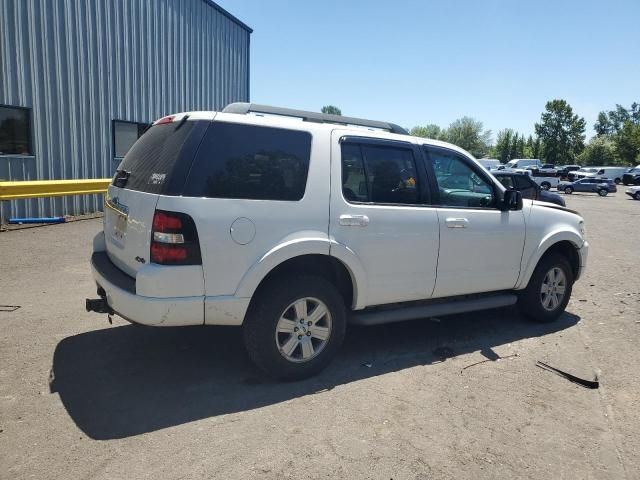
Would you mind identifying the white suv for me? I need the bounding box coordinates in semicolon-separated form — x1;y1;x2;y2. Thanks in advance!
87;103;589;379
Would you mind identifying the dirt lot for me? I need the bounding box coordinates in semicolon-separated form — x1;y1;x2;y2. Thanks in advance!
1;192;638;480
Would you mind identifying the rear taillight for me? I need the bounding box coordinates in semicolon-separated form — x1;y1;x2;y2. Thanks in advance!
150;210;201;265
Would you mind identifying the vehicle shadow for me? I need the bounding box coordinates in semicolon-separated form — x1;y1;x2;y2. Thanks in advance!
50;308;579;440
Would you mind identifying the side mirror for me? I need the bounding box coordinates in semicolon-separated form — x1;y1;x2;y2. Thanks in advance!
501;189;523;211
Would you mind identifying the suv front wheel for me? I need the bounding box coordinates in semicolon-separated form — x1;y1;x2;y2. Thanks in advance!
518;254;574;323
243;275;347;380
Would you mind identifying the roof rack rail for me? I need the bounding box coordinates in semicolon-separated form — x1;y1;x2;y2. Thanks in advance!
222;102;408;135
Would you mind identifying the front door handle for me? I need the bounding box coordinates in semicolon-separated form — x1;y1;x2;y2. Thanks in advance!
339;214;370;227
445;217;469;228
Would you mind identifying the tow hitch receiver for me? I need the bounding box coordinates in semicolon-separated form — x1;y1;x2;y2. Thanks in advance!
85;297;114;315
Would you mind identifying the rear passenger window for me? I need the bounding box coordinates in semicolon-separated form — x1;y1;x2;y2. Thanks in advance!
514;176;534;189
341;142;420;205
184;123;312;201
497;176;514;189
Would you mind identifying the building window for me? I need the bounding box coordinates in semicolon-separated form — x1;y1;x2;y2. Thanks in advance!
0;106;32;155
113;120;150;158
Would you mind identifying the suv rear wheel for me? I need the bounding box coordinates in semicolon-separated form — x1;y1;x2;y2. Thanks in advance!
243;275;346;380
518;254;574;323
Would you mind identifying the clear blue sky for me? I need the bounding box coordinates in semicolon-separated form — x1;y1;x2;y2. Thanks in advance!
218;0;639;141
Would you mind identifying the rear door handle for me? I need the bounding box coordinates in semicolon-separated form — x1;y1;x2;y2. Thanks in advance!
339;214;370;227
445;217;469;228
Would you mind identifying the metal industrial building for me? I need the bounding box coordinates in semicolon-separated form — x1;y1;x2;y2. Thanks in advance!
0;0;251;219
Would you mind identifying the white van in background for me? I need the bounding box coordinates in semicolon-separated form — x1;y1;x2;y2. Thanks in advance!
591;167;628;184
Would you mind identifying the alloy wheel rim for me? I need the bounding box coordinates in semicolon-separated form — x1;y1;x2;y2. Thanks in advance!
275;297;332;363
540;267;567;311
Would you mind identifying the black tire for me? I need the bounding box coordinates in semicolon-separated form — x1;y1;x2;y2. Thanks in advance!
518;253;574;323
243;275;347;380
541;182;551;190
634;192;640;201
614;178;621;185
564;187;573;194
597;189;608;197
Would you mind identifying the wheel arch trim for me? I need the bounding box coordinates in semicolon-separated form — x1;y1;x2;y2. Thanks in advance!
516;230;583;289
234;235;366;309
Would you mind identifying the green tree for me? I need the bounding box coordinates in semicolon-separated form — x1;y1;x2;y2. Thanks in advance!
608;104;631;132
534;99;586;165
525;135;534;156
494;129;514;162
445;117;492;158
614;120;640;164
593;111;612;136
410;124;443;140
577;136;619;166
321;105;342;116
508;132;520;160
531;136;543;159
594;103;640;137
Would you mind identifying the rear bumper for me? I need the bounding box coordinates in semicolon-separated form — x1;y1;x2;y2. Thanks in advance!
90;250;250;326
91;252;203;326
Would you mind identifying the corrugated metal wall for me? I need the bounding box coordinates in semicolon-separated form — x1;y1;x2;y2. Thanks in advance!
0;0;250;219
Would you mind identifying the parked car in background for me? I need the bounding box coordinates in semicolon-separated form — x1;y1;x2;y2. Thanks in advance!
625;186;640;200
568;167;598;181
502;167;560;190
558;165;581;179
535;164;558;175
531;175;560;190
558;178;617;196
571;166;629;184
623;165;640;185
478;158;502;170
493;171;566;206
504;159;542;170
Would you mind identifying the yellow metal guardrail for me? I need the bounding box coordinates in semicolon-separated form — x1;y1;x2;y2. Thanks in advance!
0;179;111;201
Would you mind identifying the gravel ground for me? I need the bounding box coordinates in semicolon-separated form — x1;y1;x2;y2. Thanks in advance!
1;192;638;480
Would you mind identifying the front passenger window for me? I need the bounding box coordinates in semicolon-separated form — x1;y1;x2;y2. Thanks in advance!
427;149;495;208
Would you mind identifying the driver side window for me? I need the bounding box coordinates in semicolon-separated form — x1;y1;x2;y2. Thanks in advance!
426;148;496;208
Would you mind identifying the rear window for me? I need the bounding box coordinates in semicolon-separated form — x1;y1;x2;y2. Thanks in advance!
183;122;312;201
114;120;205;194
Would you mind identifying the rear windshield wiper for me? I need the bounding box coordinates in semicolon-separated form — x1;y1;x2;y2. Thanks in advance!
113;170;130;188
175;114;190;130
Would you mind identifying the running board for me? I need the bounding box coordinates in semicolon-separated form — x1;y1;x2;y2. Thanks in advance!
350;293;518;326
